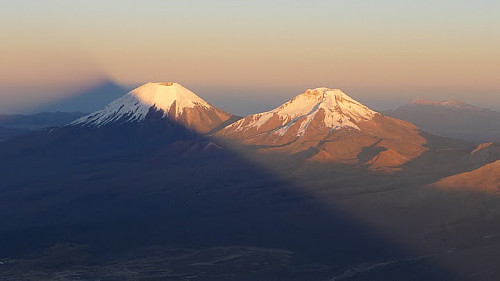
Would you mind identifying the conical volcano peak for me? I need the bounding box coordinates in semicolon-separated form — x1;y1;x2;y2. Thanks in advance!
70;82;232;133
219;87;378;139
217;87;426;170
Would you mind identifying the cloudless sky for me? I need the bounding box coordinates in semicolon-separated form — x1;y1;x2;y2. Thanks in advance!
1;0;499;114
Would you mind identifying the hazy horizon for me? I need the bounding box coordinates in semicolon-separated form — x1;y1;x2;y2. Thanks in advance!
2;78;499;116
1;0;499;114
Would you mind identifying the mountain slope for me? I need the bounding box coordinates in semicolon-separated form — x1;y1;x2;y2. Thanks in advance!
385;99;500;143
217;88;427;171
433;160;500;194
430;142;500;193
72;82;233;134
0;126;31;141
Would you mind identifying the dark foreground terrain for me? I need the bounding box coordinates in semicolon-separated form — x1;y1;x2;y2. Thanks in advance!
1;123;500;280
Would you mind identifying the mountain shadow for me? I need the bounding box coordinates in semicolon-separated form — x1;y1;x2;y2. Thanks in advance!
31;80;130;114
0;111;456;280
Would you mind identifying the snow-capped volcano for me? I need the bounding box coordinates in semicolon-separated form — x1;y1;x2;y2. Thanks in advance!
72;82;233;133
217;87;427;171
219;87;377;138
411;99;483;111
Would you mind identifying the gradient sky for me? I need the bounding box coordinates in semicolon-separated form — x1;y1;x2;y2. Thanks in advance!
1;0;499;114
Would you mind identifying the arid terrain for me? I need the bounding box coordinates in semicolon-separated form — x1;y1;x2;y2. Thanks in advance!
1;83;499;280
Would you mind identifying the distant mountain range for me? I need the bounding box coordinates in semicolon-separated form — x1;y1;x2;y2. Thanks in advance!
0;111;86;141
384;99;500;143
0;111;86;130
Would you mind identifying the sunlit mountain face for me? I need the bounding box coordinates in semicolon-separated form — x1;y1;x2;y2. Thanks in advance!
72;82;234;133
1;83;500;281
217;87;430;173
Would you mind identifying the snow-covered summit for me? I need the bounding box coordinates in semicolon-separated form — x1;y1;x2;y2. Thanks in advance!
276;88;377;129
72;82;213;127
132;82;212;113
223;87;377;136
71;82;232;133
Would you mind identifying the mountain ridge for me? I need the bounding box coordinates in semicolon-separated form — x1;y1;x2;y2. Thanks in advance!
411;98;484;111
386;99;500;143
